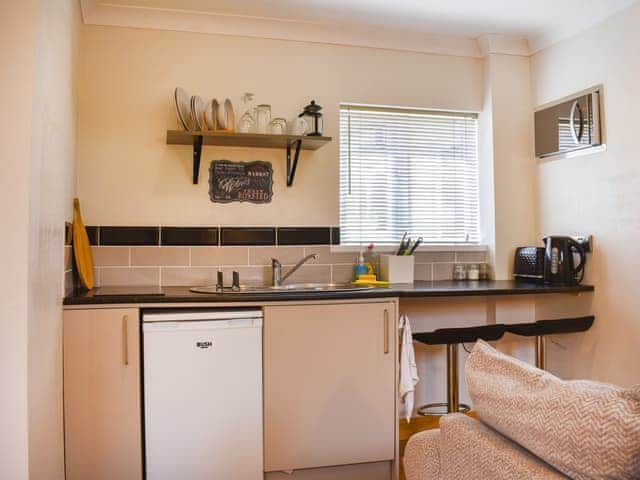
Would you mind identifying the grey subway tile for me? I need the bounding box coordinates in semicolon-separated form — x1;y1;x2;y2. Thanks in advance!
161;267;218;287
414;263;433;281
331;264;355;284
91;246;130;267
414;251;455;263
455;251;488;263
99;267;160;286
283;265;331;284
131;247;189;266
433;263;454;281
249;246;305;266
190;247;249;266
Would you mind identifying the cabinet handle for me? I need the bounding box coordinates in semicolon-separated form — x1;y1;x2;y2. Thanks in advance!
383;309;389;354
122;315;129;366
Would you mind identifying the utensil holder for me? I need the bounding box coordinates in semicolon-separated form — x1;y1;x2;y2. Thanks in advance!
379;254;415;284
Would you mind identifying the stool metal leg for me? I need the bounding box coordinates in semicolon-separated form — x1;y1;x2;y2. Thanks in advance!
417;343;470;417
447;344;459;413
535;335;546;370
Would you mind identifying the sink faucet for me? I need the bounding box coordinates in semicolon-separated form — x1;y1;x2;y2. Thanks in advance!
271;253;319;286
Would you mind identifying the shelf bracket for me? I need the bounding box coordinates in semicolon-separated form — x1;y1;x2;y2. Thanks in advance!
286;139;302;187
192;135;203;184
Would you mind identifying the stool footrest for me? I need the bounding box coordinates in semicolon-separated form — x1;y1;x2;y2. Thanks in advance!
417;402;471;416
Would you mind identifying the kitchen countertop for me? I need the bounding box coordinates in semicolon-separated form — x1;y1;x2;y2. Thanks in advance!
63;280;594;306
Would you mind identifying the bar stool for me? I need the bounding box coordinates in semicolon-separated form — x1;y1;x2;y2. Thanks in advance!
413;324;506;416
505;316;595;369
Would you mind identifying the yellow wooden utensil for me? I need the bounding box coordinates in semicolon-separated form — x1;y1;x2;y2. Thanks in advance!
73;198;94;290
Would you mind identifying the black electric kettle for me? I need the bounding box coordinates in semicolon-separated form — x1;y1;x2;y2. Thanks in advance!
542;236;586;285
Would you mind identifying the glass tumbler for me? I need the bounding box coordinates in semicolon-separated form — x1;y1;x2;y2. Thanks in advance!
256;104;271;134
237;111;256;133
268;118;287;135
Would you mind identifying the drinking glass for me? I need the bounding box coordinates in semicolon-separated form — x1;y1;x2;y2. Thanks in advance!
268;118;287;135
256;104;271;134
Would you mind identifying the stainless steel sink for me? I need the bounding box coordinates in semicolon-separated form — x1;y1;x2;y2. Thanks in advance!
190;283;373;294
265;283;372;291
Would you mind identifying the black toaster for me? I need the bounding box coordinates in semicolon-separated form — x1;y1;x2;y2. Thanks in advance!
513;247;544;282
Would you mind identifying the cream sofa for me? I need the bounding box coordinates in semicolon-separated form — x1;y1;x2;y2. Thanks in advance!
404;340;640;480
404;413;567;479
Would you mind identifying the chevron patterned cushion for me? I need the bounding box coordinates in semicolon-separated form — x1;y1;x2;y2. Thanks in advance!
466;340;640;480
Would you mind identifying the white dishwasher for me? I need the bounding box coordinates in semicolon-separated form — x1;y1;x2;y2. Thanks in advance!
142;309;263;480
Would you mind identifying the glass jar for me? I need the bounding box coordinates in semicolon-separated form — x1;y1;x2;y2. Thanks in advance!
237;92;256;133
479;263;489;280
290;117;308;136
268;118;287;135
467;264;480;281
453;264;467;281
256;104;271;134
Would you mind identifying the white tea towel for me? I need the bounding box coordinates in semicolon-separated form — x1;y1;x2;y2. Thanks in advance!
399;314;419;422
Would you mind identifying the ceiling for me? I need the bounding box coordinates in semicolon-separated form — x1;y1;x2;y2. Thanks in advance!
83;0;638;54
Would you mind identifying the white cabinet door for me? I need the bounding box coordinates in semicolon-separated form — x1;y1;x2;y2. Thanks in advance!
263;302;396;472
63;308;142;480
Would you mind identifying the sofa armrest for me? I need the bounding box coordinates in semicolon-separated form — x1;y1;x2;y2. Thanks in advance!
439;414;568;480
404;428;441;480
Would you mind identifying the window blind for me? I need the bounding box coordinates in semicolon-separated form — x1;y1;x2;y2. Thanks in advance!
339;105;480;246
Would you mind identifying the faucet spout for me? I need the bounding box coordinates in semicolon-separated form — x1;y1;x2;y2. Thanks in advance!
271;253;319;286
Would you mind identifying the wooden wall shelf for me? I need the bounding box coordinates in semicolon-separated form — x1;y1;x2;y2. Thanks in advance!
166;130;332;185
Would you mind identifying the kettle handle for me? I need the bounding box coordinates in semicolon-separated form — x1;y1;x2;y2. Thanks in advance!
568;238;586;280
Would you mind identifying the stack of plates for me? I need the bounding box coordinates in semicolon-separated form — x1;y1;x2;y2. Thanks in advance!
174;87;234;132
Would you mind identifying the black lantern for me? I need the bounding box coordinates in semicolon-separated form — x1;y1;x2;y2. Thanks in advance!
299;100;323;136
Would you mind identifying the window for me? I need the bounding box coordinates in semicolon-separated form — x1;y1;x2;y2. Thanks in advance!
339;105;480;246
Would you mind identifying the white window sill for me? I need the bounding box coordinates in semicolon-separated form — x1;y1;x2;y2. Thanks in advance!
331;244;489;253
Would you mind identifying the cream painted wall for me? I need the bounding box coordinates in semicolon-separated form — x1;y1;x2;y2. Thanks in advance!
0;1;78;478
0;2;38;479
531;2;640;386
76;26;483;226
27;1;80;478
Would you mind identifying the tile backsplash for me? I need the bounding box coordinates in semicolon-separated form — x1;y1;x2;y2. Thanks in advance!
85;245;488;288
65;225;489;290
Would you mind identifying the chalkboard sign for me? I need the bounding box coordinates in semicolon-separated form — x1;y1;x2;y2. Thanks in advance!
209;160;273;204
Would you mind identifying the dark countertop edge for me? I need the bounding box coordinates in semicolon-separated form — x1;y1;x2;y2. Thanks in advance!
63;282;594;306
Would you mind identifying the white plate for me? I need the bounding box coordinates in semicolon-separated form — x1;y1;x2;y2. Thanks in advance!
174;87;192;130
190;95;207;131
217;98;235;131
225;99;235;132
204;99;218;130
